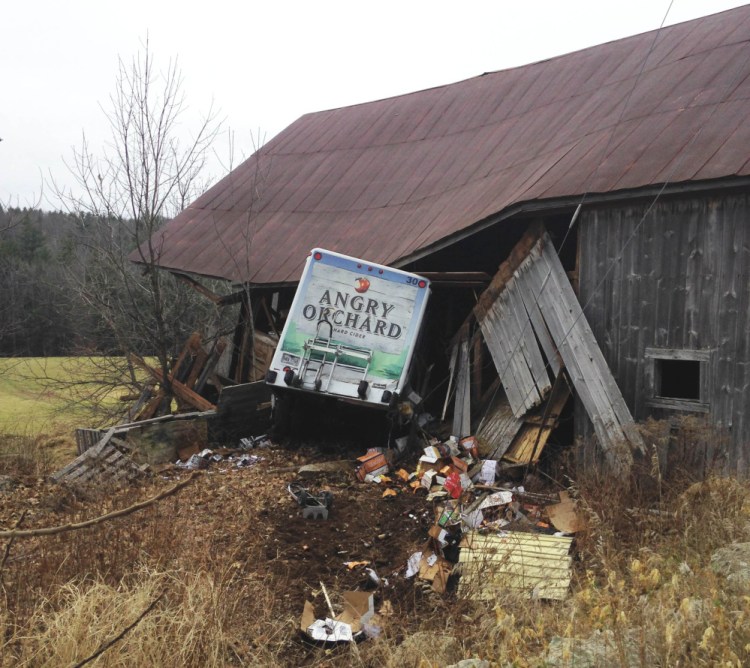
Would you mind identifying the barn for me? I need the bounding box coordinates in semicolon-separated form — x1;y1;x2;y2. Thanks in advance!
141;6;750;475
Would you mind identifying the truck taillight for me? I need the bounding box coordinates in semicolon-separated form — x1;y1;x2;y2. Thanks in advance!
313;251;323;261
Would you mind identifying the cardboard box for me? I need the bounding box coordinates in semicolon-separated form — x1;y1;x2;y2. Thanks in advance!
460;435;479;458
419;445;442;464
300;591;375;643
356;449;389;482
450;456;469;475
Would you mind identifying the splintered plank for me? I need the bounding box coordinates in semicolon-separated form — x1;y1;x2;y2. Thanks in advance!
452;338;472;438
478;252;552;417
514;263;562;376
136;391;165;421
524;235;643;470
185;347;209;390
442;342;459;421
503;377;571;465
480;289;544;416
130;354;216;413
476;393;523;459
506;280;551;395
195;338;228;394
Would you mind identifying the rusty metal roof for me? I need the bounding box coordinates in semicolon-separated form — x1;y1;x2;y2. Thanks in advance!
145;6;750;285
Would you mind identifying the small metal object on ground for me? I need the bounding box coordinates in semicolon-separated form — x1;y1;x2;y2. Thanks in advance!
288;483;333;520
302;505;329;520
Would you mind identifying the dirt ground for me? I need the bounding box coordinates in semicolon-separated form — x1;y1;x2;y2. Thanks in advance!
0;440;457;665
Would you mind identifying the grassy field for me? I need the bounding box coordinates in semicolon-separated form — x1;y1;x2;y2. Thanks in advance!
0;356;138;468
0;357;135;435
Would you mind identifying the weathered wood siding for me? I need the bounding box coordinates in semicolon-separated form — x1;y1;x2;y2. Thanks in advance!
577;193;750;474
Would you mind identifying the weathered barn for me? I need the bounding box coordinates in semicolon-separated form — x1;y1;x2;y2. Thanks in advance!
141;6;750;474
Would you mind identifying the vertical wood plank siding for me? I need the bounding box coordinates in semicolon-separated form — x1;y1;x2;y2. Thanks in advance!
578;193;750;474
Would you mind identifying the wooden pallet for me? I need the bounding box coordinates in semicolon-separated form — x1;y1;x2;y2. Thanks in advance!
52;429;149;484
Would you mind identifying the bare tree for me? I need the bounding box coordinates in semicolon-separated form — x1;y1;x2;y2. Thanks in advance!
53;38;224;416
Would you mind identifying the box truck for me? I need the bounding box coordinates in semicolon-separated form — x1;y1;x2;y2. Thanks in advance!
266;248;430;408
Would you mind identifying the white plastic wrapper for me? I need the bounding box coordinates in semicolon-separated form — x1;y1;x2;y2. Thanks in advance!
306;618;353;642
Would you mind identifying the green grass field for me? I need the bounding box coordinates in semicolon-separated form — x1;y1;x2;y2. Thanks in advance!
0;357;131;435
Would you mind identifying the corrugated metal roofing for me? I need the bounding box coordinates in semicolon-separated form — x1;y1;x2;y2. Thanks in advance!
144;6;750;285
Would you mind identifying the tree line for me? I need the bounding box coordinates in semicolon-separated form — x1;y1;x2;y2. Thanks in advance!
0;206;225;358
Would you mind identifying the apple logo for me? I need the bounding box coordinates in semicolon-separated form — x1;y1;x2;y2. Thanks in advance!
354;277;370;293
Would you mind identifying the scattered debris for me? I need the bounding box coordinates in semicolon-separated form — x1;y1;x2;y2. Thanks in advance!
175;448;263;471
300;590;374;644
239;434;271;449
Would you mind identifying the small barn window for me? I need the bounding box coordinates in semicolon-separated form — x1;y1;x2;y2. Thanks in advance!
645;348;710;413
657;359;700;400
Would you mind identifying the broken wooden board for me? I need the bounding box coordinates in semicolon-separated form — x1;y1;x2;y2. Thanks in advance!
211;380;272;440
457;531;573;601
52;430;149;484
130;354;216;413
478;277;551;417
474;226;643;475
476;393;524;459
75;428;105;456
452;338;471;438
503;377;571;465
524;235;644;470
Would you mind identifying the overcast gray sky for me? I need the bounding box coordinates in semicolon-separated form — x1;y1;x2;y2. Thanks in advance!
2;0;747;207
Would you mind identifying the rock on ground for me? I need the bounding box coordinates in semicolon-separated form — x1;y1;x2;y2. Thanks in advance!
546;630;641;668
711;542;750;593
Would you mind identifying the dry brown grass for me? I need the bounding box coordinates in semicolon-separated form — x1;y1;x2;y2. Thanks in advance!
4;567;287;667
2;420;750;666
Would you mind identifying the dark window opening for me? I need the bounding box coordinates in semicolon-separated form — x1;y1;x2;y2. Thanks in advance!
656;359;700;400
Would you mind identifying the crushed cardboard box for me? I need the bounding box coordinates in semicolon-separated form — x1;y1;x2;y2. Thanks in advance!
300;591;375;644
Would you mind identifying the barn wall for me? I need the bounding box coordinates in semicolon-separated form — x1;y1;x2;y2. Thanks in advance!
576;192;750;474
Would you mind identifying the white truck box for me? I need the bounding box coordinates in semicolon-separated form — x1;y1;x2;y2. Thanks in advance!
266;248;430;407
